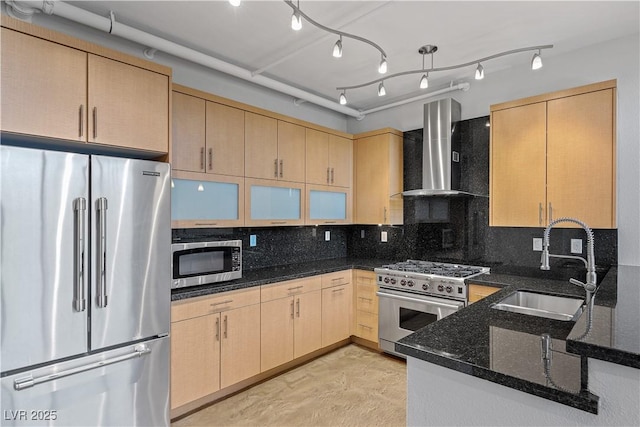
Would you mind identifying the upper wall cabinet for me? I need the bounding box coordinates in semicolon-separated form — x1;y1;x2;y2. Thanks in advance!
490;80;616;229
1;20;170;155
354;129;403;225
305;129;353;188
172;90;245;177
245;114;306;182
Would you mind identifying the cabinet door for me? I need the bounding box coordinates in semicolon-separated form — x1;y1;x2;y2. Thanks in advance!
220;304;261;389
260;297;294;372
245;178;305;226
547;89;615;228
293;290;322;358
88;54;169;153
1;29;87;141
172;91;206;172
277;121;306;182
245;112;278;179
354;135;389;224
170;315;220;409
321;284;352;347
305;129;330;185
329;135;353;188
306;184;351;224
206;102;245;176
490;103;547;227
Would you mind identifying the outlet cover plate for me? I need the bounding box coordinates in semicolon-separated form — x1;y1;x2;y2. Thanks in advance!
533;238;542;251
571;239;583;254
381;231;388;242
325;231;331;241
250;235;257;247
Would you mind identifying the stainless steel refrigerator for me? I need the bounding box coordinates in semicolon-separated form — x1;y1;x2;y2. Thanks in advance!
0;145;170;426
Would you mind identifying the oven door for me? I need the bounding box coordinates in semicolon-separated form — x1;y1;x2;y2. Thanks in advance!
376;288;465;357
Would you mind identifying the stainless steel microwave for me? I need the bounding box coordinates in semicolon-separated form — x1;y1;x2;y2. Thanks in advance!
171;240;242;289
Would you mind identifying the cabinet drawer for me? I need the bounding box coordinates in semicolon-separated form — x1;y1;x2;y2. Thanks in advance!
468;284;501;304
261;276;322;302
321;270;351;289
171;287;260;322
356;285;379;314
355;310;378;342
355;270;376;286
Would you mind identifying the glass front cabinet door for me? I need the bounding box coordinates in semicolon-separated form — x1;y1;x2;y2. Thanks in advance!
305;184;352;225
171;171;244;228
245;178;305;226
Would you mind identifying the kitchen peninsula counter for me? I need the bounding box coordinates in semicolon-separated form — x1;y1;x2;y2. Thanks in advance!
397;265;640;419
171;258;392;301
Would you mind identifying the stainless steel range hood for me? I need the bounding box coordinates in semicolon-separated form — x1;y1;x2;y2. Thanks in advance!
402;98;484;197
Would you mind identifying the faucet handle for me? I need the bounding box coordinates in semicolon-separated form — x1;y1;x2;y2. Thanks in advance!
569;278;586;288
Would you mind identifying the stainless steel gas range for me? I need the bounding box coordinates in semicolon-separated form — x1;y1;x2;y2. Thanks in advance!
374;260;489;358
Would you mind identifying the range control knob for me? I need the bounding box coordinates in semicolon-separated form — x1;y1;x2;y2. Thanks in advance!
437;284;444;292
407;280;415;287
384;277;390;284
446;286;453;293
422;283;429;291
400;279;406;286
390;278;397;285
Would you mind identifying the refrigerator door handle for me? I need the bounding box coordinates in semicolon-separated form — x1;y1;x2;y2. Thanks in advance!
13;344;151;391
96;197;108;308
73;197;87;312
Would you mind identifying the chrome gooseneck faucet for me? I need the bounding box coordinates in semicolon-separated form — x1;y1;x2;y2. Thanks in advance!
540;217;597;305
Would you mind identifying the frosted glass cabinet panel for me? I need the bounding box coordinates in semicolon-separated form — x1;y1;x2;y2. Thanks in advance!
245;178;305;226
305;184;352;225
171;171;244;228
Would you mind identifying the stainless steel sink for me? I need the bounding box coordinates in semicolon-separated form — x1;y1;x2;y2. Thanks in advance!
490;291;584;321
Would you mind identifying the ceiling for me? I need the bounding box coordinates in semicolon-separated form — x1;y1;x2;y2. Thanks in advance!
68;1;639;112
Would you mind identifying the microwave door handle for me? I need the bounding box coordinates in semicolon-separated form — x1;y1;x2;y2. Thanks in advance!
96;197;108;308
376;291;463;310
73;198;87;312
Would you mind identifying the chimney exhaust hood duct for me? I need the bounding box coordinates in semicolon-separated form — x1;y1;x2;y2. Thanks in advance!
402;98;486;197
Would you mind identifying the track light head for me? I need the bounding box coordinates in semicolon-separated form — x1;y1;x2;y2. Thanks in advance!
333;37;343;58
378;81;386;96
531;50;543;70
419;73;429;89
378;56;388;74
291;11;302;31
229;0;241;6
339;92;347;105
475;63;484;80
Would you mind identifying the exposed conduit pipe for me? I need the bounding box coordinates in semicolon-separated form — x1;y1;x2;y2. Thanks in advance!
6;0;367;119
359;82;470;116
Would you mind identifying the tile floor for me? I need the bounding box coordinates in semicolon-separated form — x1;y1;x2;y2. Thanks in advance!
172;344;406;427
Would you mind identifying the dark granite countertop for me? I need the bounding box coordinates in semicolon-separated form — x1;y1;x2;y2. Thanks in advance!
171;257;392;301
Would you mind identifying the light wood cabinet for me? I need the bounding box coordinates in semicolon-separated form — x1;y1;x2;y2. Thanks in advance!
260;277;322;372
245;178;305;226
305;184;352;225
172;91;245;176
306;130;352;188
245;114;305;182
1;23;170;154
490;80;616;228
468;284;501;304
170;288;260;410
354;129;403;225
353;270;379;344
321;271;353;347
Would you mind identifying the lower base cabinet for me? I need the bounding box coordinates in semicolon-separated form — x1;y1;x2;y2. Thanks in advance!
354;270;379;344
321;271;352;347
170;288;260;410
468;284;501;304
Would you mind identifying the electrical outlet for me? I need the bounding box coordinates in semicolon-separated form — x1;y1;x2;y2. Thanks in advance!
360;229;365;238
533;238;543;251
325;231;331;241
381;231;388;242
311;228;316;237
571;239;583;254
250;235;257;247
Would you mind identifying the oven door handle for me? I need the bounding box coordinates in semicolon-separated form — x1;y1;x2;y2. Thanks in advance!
376;291;464;310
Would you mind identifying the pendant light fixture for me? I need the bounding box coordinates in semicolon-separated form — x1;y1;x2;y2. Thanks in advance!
228;0;241;6
291;11;302;30
531;49;543;70
339;91;347;105
378;56;388;74
333;36;343;58
337;44;553;102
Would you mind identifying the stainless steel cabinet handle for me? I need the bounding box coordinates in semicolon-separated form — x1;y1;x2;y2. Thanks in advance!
200;147;205;171
326;167;330;184
223;315;228;338
73;198;87;312
332;287;344;293
208;148;213;170
296;298;300;317
96;197;108;308
210;299;233;306
384;207;387;223
358;296;372;301
331;168;334;184
539;203;543;226
79;105;84;138
358;324;373;330
195;222;217;226
14;345;151;391
215;317;220;341
279;160;283;178
290;300;295;319
287;285;304;291
548;203;553;222
331;277;345;282
92;107;97;139
274;159;278;178
271;221;287;225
